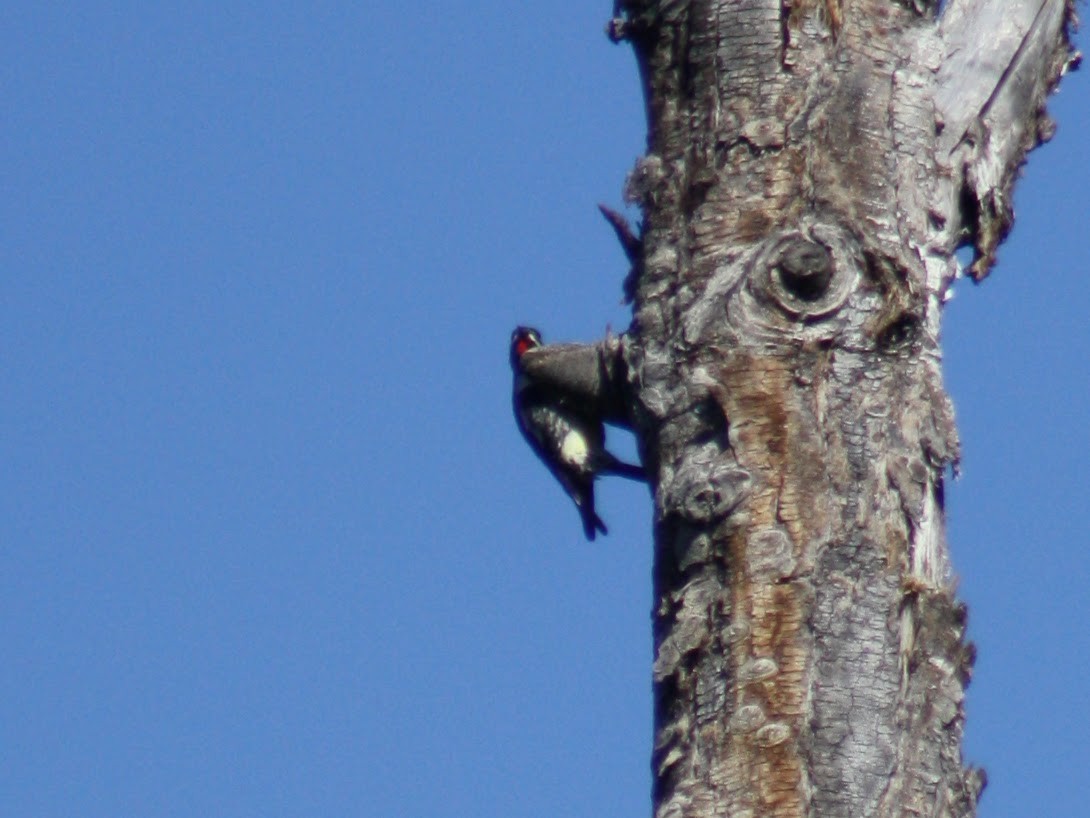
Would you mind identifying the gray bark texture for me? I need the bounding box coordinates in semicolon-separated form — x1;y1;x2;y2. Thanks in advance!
592;1;1079;817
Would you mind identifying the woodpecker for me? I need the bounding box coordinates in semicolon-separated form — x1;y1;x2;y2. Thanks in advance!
510;326;644;540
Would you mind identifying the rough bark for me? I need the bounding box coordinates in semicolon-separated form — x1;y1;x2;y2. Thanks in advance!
591;2;1079;817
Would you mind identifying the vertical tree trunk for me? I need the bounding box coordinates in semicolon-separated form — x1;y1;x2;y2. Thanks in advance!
603;2;1077;816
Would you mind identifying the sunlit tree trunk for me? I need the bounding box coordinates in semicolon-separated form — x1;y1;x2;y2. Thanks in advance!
602;2;1078;816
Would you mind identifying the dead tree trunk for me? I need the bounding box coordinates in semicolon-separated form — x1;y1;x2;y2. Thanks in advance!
600;2;1078;817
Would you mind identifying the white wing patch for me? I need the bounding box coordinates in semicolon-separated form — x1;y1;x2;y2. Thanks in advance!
560;429;589;467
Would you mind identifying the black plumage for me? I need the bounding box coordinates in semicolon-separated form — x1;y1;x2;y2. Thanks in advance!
510;326;643;540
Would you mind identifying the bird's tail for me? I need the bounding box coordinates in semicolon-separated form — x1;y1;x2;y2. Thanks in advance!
581;507;609;541
575;483;609;541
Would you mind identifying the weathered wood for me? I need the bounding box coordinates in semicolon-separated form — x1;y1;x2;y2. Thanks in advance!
604;2;1076;816
937;0;1079;278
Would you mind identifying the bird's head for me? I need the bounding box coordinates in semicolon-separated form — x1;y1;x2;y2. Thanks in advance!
509;326;542;370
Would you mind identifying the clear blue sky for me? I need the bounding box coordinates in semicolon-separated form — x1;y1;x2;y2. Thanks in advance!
1;5;1086;817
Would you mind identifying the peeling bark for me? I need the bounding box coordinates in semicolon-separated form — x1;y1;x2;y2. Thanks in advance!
598;1;1077;816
